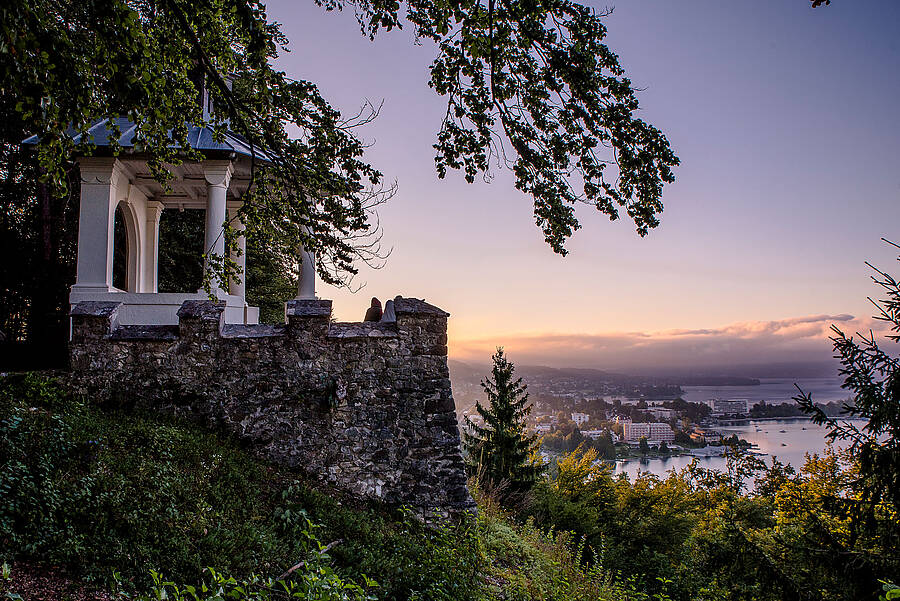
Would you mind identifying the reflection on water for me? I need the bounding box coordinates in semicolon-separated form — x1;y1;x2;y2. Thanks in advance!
613;418;863;482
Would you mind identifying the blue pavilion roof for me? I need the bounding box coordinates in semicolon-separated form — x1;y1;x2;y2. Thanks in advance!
23;117;274;161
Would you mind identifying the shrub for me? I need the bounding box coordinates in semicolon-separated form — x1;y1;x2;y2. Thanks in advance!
0;374;316;585
0;374;670;601
477;494;657;601
286;486;484;601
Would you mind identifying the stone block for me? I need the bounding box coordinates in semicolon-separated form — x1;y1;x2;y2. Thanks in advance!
285;299;332;339
71;301;122;340
177;300;225;339
285;298;333;318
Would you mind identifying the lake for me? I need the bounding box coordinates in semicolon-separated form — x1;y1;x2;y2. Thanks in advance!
613;417;865;482
615;377;853;481
681;377;849;405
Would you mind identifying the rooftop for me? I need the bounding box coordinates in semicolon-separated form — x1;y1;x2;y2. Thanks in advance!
23;117;273;161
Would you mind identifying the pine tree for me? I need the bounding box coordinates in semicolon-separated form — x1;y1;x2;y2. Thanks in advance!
797;240;900;529
463;348;543;495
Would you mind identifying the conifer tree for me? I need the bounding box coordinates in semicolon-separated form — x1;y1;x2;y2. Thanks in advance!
797;240;900;531
463;348;543;495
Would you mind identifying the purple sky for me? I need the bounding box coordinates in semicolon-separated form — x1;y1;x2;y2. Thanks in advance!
266;0;900;373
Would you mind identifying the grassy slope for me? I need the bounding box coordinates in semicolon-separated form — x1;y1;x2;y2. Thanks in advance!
0;374;651;601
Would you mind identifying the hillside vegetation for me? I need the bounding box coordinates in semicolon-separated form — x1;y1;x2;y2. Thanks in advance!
1;374;898;601
0;374;655;601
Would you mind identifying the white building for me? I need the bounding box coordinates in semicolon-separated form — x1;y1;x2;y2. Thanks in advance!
466;414;484;426
582;429;612;440
712;399;750;415
649;408;676;420
571;412;590;426
622;422;675;442
27;94;320;328
534;424;552;434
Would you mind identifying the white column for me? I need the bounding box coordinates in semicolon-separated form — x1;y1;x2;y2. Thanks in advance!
143;201;164;293
227;202;246;300
202;161;233;294
72;158;128;293
296;227;316;300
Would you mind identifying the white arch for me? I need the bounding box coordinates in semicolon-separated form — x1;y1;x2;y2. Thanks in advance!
114;200;142;292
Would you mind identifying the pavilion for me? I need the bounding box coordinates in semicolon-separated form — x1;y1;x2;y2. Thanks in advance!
26;118;317;327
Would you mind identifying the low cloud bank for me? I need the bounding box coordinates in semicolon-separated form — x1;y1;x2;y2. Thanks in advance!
450;314;881;377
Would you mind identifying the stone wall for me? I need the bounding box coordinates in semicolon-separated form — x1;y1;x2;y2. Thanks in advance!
67;297;474;517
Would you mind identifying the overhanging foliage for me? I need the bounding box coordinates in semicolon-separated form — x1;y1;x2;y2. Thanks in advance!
2;0;678;288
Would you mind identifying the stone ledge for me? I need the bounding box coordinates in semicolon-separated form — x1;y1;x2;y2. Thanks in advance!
285;299;333;317
393;297;449;318
110;325;179;341
328;322;399;339
70;301;122;317
222;324;287;338
176;300;226;320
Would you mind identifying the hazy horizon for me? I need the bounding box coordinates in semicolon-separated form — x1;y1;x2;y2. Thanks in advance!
447;357;840;381
446;312;883;377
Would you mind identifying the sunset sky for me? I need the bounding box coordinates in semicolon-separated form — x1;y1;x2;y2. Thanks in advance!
267;0;900;373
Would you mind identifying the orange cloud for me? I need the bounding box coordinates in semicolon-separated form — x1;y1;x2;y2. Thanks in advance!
450;314;887;375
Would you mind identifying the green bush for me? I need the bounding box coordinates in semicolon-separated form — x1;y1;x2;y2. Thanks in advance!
137;543;379;601
0;374;314;585
477;495;659;601
138;568;375;601
285;486;484;601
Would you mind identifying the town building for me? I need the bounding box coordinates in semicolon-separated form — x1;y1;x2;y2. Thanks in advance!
622;422;675;442
712;398;750;415
583;429;618;442
571;412;590;426
464;413;484;427
649;407;676;420
692;427;724;442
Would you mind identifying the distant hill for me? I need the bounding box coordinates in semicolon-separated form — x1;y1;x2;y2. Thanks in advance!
448;359;489;382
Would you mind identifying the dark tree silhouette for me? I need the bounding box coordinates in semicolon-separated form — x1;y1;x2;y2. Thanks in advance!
463;348;543;496
793;240;900;594
3;0;679;280
797;241;900;525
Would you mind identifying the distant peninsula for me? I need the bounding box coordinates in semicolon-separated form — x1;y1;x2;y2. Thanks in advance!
676;376;761;387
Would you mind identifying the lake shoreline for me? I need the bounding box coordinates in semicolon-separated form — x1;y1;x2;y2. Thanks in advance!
613;417;865;481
